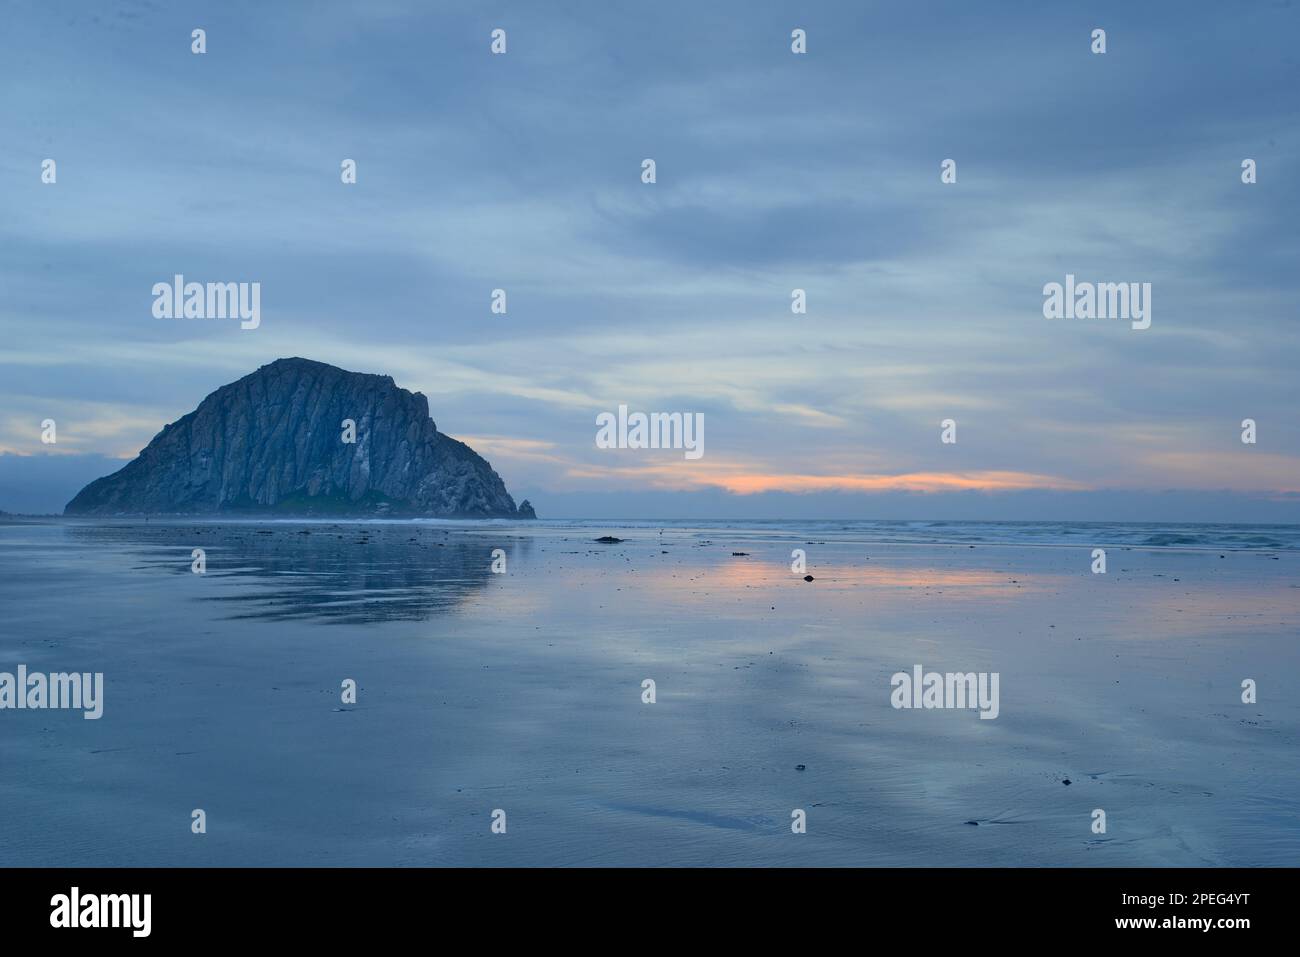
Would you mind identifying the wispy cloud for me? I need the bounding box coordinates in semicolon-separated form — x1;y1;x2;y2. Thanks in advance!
1;0;1296;517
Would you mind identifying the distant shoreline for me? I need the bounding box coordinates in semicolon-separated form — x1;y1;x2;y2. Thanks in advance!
4;514;1296;551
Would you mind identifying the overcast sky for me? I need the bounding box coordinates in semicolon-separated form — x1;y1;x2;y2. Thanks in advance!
1;0;1297;519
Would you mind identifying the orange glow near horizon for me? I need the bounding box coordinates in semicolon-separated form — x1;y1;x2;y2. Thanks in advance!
706;470;1089;495
563;461;1089;495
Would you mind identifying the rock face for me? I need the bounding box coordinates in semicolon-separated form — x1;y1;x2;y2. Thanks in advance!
65;358;536;518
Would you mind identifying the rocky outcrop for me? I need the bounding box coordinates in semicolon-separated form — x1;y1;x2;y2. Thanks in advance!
65;358;535;518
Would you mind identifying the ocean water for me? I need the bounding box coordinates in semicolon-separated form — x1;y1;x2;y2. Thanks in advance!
1;518;1297;866
537;518;1300;550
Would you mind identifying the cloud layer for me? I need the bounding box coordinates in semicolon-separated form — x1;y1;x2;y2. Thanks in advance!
1;1;1296;518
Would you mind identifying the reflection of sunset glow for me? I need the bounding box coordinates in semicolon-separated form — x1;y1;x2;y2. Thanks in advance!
1113;584;1300;638
515;554;1298;643
624;558;1049;601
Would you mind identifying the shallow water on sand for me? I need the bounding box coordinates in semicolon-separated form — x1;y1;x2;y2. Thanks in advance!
1;519;1297;866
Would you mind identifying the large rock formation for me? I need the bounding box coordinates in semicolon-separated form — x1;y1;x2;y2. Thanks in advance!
65;358;536;518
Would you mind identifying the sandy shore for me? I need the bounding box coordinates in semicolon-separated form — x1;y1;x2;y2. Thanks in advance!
1;519;1296;866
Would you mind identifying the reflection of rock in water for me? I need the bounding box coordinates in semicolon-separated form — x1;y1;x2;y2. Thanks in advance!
68;523;532;624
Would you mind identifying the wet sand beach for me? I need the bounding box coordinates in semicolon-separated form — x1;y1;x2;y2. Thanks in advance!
1;519;1296;866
